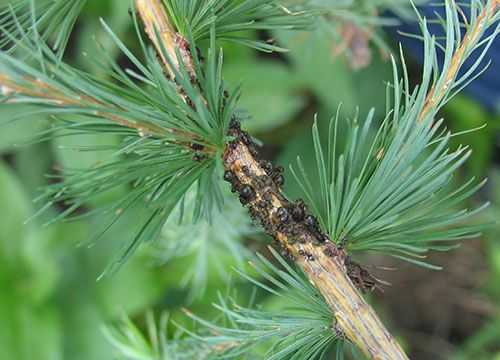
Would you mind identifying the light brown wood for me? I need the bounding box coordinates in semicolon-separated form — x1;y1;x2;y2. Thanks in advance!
135;0;178;78
135;1;410;358
224;140;409;360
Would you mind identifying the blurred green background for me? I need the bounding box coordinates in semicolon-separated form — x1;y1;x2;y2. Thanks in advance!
0;0;499;359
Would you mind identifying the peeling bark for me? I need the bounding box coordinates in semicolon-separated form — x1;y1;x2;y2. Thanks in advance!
222;125;408;359
136;0;409;358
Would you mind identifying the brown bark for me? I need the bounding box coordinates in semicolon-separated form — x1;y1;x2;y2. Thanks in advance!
223;134;408;359
135;0;409;358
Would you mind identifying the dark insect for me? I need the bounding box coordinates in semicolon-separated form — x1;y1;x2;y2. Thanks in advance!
190;142;205;151
290;225;301;236
256;200;267;209
323;245;336;258
304;215;318;229
312;233;328;244
291;200;306;222
263;191;273;202
248;144;259;157
280;247;295;261
306;252;315;261
248;207;260;221
239;184;255;204
223;170;235;183
276;207;289;223
240;132;252;146
303;213;329;244
228;118;241;137
192;153;206;162
274;174;285;187
229;117;240;130
241;165;251;176
260;160;273;174
261;175;273;187
253;176;265;188
345;257;389;293
298;249;314;261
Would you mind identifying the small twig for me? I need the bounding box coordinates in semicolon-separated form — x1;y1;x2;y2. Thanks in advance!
0;72;214;153
135;0;195;80
419;1;497;121
0;73;162;135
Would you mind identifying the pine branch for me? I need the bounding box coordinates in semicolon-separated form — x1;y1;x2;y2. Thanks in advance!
135;0;499;358
134;0;407;358
222;126;408;359
419;0;499;121
0;5;234;271
135;0;195;79
1;0;497;358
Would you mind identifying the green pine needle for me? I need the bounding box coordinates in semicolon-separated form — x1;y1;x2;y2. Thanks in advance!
0;9;236;273
103;312;181;360
290;0;499;268
162;0;313;52
150;188;257;302
178;247;342;359
0;0;87;55
104;248;345;359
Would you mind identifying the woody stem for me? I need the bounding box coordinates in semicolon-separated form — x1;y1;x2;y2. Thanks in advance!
136;0;408;358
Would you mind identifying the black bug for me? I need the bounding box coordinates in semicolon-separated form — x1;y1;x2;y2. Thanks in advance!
241;165;251;176
256;200;268;210
239;184;255;204
311;233;327;245
260;175;274;187
345;258;382;293
274;174;285;187
291;200;306;222
249;146;259;157
274;165;284;174
190;142;204;151
260;160;273;174
248;207;260;222
192;153;206;162
290;225;301;236
276;207;290;223
262;191;273;203
223;170;235;183
302;214;329;244
239;132;252;146
304;215;318;229
228;118;241;137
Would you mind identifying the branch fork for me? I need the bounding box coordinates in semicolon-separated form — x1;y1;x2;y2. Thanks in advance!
133;0;411;359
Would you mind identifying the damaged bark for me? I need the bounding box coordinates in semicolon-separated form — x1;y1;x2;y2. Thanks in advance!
222;123;408;359
136;0;409;358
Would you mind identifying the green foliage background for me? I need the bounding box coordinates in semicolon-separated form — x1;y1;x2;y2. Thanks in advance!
0;0;499;359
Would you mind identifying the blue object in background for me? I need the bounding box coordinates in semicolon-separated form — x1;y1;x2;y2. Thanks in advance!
387;4;500;113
